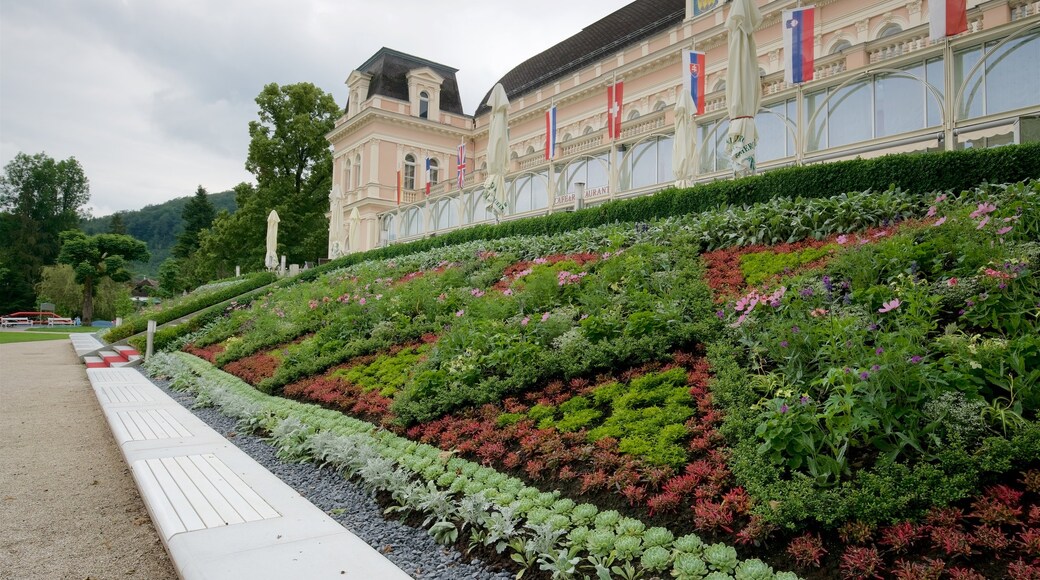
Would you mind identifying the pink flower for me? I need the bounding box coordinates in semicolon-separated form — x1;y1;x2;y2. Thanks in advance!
947;277;958;287
837;235;848;245
997;226;1013;235
809;308;829;317
503;288;513;296
520;317;529;326
541;312;550;322
533;258;548;264
308;300;319;310
470;288;485;297
969;202;997;219
359;297;366;305
976;216;990;230
933;216;947;227
455;310;464;317
926;206;937;217
935;193;948;203
878;299;901;313
437;293;447;302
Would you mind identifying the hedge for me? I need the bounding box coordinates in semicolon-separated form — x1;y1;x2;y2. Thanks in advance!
296;142;1040;284
104;272;277;342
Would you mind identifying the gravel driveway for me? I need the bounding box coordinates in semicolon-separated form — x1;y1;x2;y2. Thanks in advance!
0;339;177;580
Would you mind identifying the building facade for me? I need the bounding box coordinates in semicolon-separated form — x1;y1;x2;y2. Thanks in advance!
326;0;1040;257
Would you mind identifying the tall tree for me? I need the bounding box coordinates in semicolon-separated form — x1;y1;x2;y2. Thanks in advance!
197;83;338;275
56;230;149;325
108;212;127;234
172;185;215;259
0;152;90;310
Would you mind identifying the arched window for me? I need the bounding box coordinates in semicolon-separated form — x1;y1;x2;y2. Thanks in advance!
404;154;416;190
878;23;903;39
561;133;572;142
344;159;352;190
384;214;397;242
713;80;726;93
419;91;430;119
429;158;439;186
583;125;595;135
830;39;852;54
525;145;536;155
628;110;641;121
354;154;362;189
653;100;668;112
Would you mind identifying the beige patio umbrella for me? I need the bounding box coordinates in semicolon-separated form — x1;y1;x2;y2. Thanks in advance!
265;209;280;269
672;90;695;188
347;207;361;254
483;83;510;220
725;0;762;177
328;186;344;258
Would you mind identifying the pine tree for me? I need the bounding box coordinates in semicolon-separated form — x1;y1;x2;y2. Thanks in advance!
172;185;215;259
108;212;127;234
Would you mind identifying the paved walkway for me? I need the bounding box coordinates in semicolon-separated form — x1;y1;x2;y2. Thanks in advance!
0;339;177;580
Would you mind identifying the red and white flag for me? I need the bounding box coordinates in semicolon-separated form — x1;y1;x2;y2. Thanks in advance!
607;81;624;140
545;105;557;160
456;142;466;190
929;0;967;41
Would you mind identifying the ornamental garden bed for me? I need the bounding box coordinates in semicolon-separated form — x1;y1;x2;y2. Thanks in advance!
158;180;1039;579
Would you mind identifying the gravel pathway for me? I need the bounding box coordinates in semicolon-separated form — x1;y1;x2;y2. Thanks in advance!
0;340;177;580
149;374;514;580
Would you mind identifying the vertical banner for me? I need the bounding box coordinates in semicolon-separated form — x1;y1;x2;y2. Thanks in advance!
457;142;466;190
783;6;816;84
929;0;968;41
545;105;557;160
424;157;431;195
682;50;707;115
607;81;624;140
396;170;401;205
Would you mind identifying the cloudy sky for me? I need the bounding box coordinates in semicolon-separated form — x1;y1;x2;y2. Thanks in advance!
0;0;633;216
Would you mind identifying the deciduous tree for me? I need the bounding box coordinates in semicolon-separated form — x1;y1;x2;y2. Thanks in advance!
56;230;149;325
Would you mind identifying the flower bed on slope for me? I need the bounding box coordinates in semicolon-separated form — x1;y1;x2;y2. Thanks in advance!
167;181;1040;578
145;352;789;580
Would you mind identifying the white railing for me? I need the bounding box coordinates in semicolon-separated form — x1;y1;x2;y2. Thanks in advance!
559;132;604;157
1011;0;1040;20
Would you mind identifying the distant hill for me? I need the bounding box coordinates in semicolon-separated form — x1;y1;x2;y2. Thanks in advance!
81;190;237;276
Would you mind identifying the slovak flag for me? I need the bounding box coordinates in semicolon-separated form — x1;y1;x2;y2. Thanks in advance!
424;157;432;195
456;142;466;190
783;6;815;85
607;81;624;140
545;105;557;160
683;50;706;116
929;0;967;41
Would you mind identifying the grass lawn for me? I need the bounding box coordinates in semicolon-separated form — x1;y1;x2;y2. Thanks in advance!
0;331;71;344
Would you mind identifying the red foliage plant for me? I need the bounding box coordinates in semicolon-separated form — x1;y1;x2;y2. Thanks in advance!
1020;527;1040;556
930;526;975;559
947;567;988;580
1007;559;1040;580
183;342;225;363
972;524;1010;552
891;558;945;580
838;521;875;545
879;521;925;554
692;499;735;534
1022;469;1040;493
972;496;1023;526
839;546;884;580
223;353;279;385
787;533;826;569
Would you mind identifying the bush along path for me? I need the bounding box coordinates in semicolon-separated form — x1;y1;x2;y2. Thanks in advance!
152;180;1039;579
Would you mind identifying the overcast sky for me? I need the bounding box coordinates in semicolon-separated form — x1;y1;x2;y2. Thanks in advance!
0;0;634;217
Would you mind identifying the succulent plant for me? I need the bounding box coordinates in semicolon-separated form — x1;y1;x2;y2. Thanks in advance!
672;553;709;579
703;543;738;574
673;533;706;556
734;558;774;580
643;526;675;548
586;528;616;557
614;535;643;561
640;545;673;572
570;503;599;526
594;509;622;529
616;517;646;537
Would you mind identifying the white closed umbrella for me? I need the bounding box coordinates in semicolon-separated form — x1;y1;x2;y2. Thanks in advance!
265;210;280;269
347;207;361;254
483;83;510;219
672;90;695;188
725;0;763;177
328;186;344;258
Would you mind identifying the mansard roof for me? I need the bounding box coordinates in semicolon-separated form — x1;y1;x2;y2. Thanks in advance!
356;47;465;115
474;0;685;115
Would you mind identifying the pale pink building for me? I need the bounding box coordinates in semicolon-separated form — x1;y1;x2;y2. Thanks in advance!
327;0;1040;257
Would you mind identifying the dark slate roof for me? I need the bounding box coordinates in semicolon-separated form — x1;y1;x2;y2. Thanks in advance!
475;0;685;115
354;47;465;115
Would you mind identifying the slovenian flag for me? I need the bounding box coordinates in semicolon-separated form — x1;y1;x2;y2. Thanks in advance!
784;6;815;85
683;50;706;116
930;0;967;41
545;105;557;160
607;81;624;140
424;157;431;195
456;142;466;190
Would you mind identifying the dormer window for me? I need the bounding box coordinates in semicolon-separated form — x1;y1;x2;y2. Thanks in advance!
419;91;430;119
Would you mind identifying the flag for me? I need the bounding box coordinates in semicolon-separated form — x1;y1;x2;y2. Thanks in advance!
545;105;557;160
607;81;624;140
930;0;967;41
456;142;466;190
783;6;815;85
424;157;431;195
396;170;401;205
682;50;707;115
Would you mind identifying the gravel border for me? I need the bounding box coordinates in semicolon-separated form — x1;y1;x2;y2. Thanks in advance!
148;374;513;580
